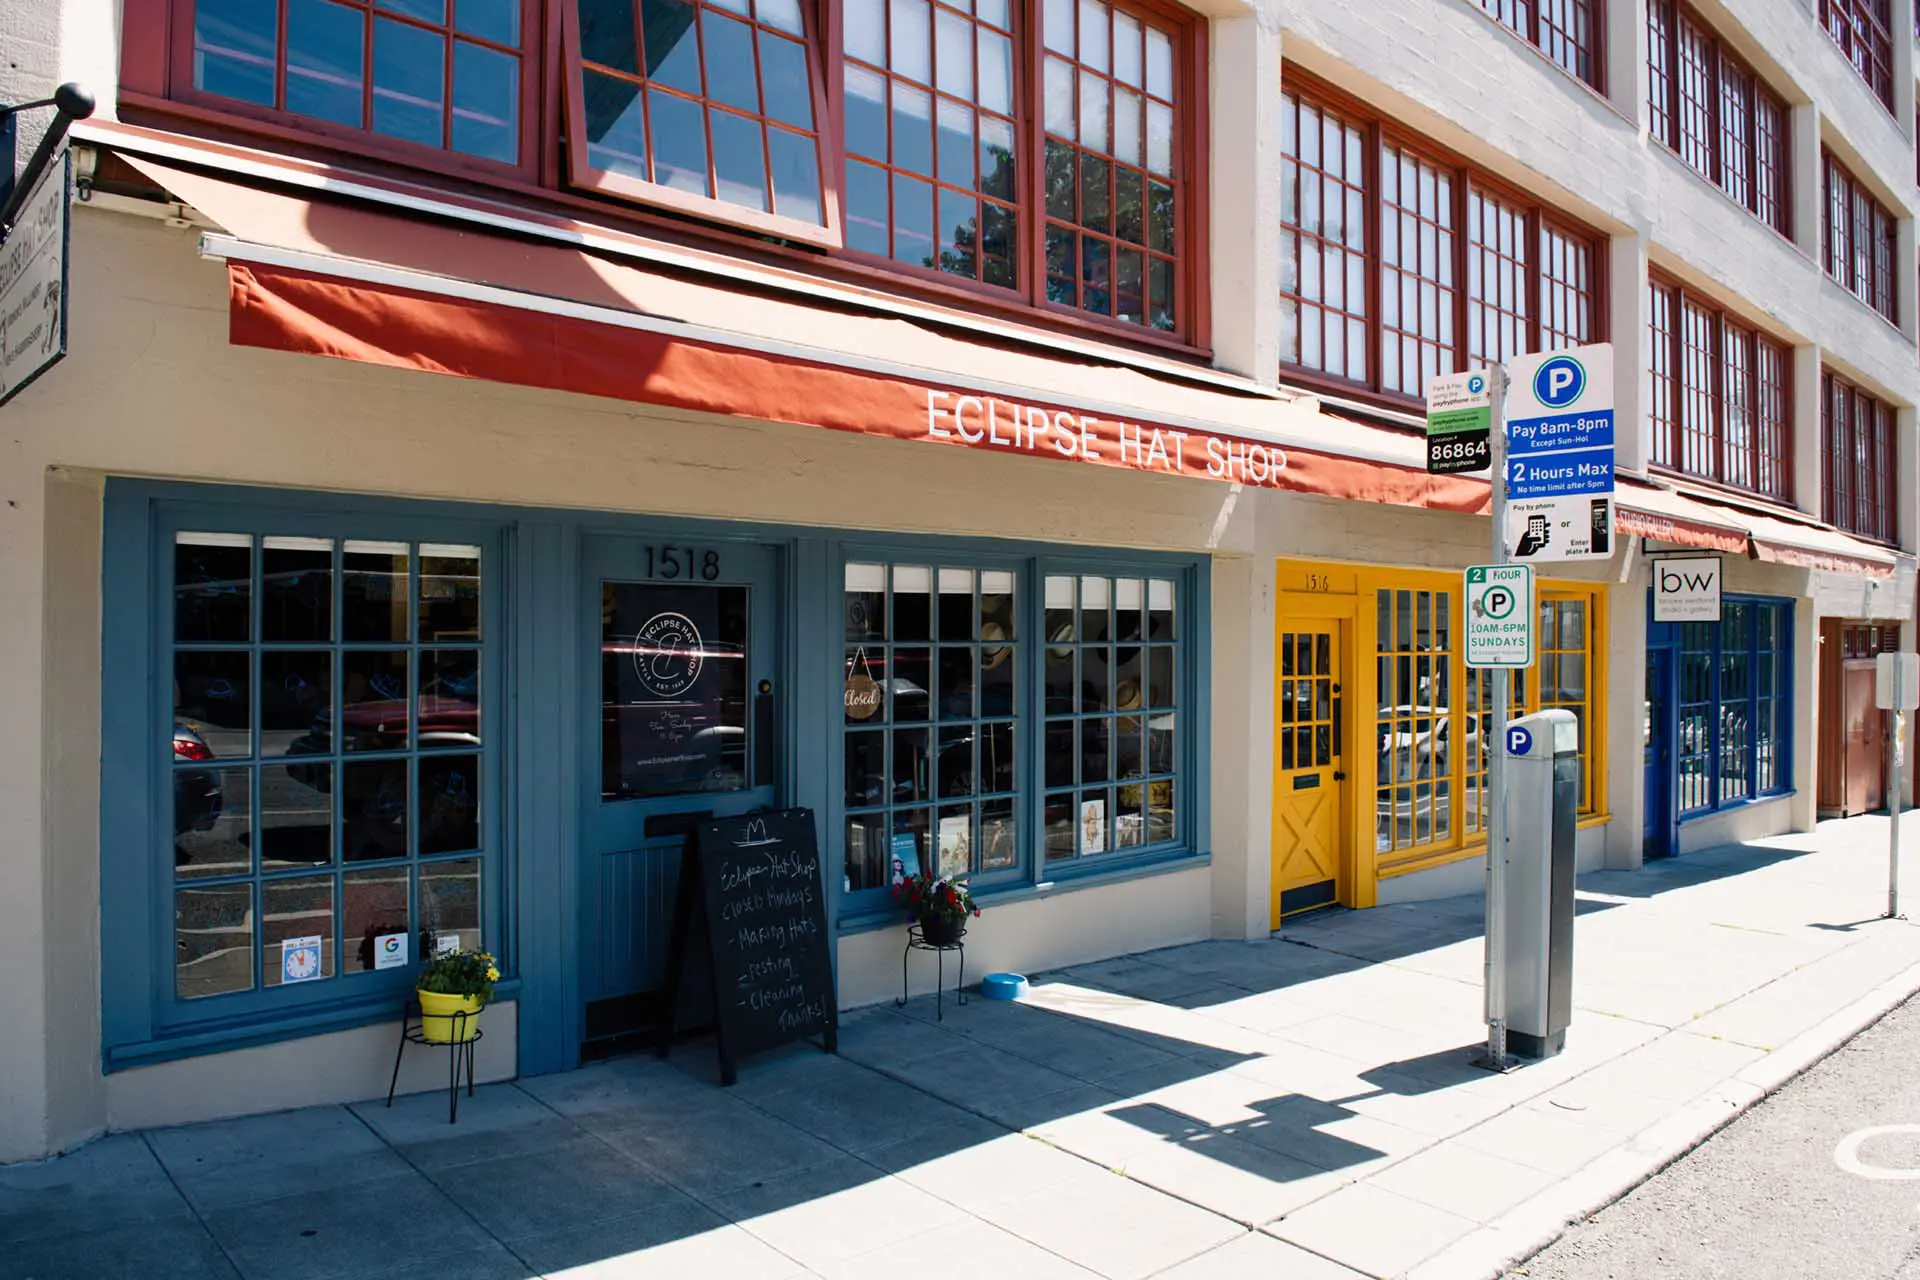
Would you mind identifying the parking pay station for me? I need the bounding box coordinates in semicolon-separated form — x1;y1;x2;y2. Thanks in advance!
1498;709;1579;1058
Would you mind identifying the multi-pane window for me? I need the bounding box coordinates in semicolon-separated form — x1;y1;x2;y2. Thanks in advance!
1373;583;1600;861
1646;276;1791;501
840;563;1185;896
570;0;831;230
1842;622;1904;658
843;563;1020;891
1646;1;1790;237
1475;0;1601;88
1278;78;1600;401
1466;188;1530;368
1823;152;1897;321
1043;575;1179;864
187;0;528;166
1822;370;1898;542
1671;599;1792;816
1538;597;1592;808
1041;0;1184;331
1375;589;1455;857
1820;0;1894;109
843;0;1018;284
153;0;1201;340
1278;91;1369;384
171;534;489;1003
1378;143;1458;398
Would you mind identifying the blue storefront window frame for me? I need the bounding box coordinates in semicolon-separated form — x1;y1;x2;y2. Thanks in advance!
1647;591;1794;823
829;537;1211;931
102;482;514;1071
102;482;1215;1072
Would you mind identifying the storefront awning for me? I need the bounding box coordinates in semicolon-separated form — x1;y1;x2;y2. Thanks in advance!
1744;510;1898;577
1614;480;1752;554
1614;477;1899;579
105;141;1488;515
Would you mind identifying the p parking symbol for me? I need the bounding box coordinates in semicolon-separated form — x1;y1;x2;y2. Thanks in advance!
1507;726;1533;756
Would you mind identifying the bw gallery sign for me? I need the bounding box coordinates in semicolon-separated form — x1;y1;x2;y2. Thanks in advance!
1653;556;1723;623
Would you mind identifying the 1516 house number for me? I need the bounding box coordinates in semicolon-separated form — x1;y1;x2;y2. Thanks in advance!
645;547;722;580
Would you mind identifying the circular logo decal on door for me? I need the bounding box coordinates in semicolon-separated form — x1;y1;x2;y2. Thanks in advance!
631;612;705;699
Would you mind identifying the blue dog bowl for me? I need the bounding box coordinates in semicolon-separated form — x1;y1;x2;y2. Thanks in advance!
980;973;1029;1001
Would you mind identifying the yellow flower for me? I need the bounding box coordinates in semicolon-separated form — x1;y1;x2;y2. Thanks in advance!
485;966;500;982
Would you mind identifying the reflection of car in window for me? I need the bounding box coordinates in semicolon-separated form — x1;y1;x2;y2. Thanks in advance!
173;723;223;837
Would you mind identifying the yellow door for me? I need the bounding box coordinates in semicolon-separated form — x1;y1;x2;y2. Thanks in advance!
1273;624;1344;927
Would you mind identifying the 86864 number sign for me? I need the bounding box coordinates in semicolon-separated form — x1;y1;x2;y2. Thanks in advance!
1427;433;1491;476
645;546;722;580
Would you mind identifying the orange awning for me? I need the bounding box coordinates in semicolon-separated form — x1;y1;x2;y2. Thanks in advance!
112;147;1489;514
1745;510;1898;577
1614;480;1754;555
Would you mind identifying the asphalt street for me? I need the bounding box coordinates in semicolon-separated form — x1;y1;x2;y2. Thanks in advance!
1509;992;1920;1280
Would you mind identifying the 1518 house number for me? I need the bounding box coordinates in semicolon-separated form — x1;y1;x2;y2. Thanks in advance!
644;547;722;580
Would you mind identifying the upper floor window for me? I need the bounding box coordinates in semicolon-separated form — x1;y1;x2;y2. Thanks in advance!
1819;0;1894;109
569;0;832;238
1475;0;1601;89
1822;152;1897;323
1647;275;1790;501
1645;0;1789;237
1821;370;1898;543
1278;78;1600;401
188;0;533;168
149;0;1205;342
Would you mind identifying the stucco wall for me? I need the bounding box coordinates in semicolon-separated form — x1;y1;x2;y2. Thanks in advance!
0;209;1278;1159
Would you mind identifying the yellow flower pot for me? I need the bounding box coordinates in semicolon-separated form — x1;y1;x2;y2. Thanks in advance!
417;989;484;1043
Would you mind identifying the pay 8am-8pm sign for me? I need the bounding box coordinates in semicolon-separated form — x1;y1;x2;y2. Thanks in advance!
1503;345;1614;563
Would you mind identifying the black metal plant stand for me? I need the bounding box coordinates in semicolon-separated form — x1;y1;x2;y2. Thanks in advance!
387;997;483;1124
898;925;967;1022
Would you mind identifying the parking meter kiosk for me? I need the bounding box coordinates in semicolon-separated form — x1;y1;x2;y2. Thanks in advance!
1500;709;1578;1058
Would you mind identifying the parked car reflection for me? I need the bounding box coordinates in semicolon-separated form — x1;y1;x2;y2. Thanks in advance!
173;723;224;836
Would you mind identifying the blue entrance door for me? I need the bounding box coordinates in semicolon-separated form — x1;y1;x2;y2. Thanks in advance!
580;535;781;1046
1643;646;1674;858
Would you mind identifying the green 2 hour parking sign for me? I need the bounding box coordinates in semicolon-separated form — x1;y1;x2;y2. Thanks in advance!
1464;564;1533;668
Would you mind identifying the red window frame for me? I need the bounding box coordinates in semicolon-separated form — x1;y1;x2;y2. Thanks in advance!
154;0;545;184
1646;274;1791;502
1646;0;1790;238
1822;370;1898;543
1822;151;1897;323
1819;0;1895;110
1278;71;1605;406
559;0;841;247
1475;0;1605;91
121;0;1211;349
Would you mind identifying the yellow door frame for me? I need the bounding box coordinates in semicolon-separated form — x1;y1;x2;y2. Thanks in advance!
1276;558;1609;911
1272;590;1359;922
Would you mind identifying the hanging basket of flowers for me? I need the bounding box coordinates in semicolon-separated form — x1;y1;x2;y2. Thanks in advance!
894;872;981;947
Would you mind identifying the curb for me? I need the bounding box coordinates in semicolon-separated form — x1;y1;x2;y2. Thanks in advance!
1403;954;1920;1280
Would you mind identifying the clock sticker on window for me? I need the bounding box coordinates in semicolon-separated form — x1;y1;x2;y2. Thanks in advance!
281;936;324;984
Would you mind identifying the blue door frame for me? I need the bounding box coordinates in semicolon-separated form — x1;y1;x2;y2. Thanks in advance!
577;534;784;1047
1643;641;1676;858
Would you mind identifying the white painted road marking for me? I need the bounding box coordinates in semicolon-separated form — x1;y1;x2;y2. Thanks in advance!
1834;1125;1920;1181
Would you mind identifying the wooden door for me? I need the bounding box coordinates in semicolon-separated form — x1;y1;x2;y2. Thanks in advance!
1846;665;1884;815
1273;624;1344;925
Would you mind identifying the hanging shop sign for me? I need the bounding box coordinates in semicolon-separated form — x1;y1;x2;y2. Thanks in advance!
0;148;69;407
1651;556;1722;623
1502;345;1615;562
843;649;883;721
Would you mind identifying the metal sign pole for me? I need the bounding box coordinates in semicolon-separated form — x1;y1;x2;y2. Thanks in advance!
1484;366;1510;1068
1890;710;1902;920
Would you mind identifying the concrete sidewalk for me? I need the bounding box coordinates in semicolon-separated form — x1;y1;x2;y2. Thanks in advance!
11;817;1920;1280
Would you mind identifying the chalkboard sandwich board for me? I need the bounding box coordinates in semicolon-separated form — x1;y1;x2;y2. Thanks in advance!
658;807;838;1085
